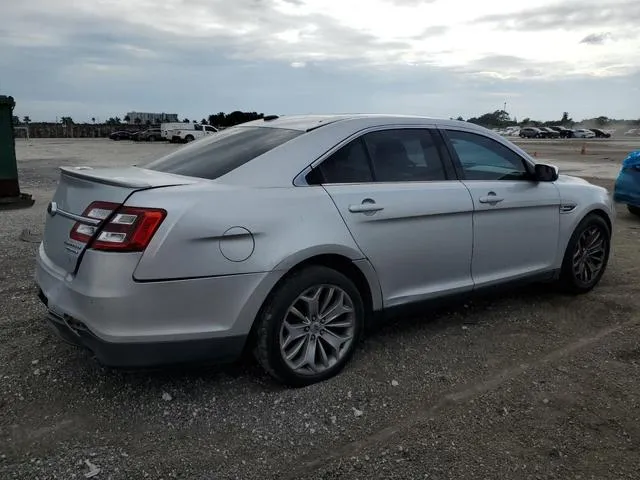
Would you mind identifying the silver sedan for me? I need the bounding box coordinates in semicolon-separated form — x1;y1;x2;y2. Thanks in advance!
36;114;615;386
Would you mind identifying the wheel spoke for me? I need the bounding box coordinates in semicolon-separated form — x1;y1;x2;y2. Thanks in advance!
284;336;307;361
300;288;322;317
317;339;329;368
321;329;351;352
319;287;335;315
281;322;308;350
288;305;309;324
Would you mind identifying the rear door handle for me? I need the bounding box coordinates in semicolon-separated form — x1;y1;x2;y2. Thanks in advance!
348;204;384;213
478;192;504;204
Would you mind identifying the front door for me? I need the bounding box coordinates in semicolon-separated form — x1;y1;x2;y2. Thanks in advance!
442;128;561;288
311;127;475;307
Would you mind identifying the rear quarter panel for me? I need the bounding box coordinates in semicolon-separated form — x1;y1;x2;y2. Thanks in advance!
128;183;367;280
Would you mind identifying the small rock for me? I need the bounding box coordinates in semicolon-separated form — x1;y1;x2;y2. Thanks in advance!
330;415;337;425
461;326;469;331
162;392;173;402
543;398;549;404
353;407;363;418
33;369;41;376
31;360;39;365
391;380;399;387
84;459;101;478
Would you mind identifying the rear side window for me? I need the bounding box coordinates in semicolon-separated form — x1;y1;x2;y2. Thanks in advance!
145;126;302;179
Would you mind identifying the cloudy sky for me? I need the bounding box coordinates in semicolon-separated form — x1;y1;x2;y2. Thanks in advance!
1;0;639;122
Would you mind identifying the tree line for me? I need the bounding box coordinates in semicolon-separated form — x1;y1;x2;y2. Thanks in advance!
459;110;640;129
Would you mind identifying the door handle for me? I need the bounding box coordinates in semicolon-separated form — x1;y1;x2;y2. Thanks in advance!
348;204;384;213
478;192;504;204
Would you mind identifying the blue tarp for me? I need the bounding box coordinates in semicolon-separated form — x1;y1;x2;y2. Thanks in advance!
614;150;640;207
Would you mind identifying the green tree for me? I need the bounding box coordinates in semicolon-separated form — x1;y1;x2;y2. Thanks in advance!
595;116;609;126
146;119;152;126
60;116;73;125
91;117;96;124
12;116;20;125
134;117;142;125
183;118;190;123
456;116;464;121
115;117;121;124
23;115;31;123
124;115;131;123
201;118;208;125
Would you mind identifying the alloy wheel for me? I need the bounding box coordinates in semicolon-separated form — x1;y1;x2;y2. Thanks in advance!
279;285;356;375
572;225;607;285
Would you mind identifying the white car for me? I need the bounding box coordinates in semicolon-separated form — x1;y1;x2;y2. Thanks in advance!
572;129;596;139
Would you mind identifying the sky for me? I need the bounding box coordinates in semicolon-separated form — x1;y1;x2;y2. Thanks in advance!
1;0;639;123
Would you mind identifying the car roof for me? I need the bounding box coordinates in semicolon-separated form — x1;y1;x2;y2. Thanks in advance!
241;114;465;132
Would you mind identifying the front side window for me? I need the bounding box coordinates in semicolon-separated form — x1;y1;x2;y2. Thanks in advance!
445;130;530;181
145;126;302;180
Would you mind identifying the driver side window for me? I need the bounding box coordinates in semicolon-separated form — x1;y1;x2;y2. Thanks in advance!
446;130;530;181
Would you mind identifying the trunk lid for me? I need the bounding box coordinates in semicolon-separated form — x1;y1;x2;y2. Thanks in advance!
43;166;199;274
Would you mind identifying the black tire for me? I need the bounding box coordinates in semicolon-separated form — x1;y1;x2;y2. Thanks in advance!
185;135;194;142
628;205;640;217
557;214;611;294
254;266;364;387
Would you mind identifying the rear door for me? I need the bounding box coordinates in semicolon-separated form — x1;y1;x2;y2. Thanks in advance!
310;127;475;307
42;167;198;274
441;128;561;288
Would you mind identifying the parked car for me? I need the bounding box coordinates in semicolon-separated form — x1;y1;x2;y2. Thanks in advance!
623;129;639;136
613;150;640;217
539;127;560;138
36;114;614;386
572;129;596;139
589;128;611;138
109;131;134;141
548;126;573;138
134;128;164;142
519;127;544;138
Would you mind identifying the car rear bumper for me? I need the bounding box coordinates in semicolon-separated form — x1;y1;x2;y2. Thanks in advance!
40;296;246;367
35;243;280;367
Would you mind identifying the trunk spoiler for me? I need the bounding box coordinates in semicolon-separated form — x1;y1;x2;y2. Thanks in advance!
59;166;200;189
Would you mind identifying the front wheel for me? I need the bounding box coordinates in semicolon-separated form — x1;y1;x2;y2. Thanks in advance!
557;214;611;294
184;135;194;142
254;266;364;387
628;205;640;217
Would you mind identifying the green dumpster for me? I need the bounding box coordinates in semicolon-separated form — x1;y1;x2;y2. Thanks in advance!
0;95;33;209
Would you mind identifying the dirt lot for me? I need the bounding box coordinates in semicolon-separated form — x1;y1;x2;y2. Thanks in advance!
1;138;640;479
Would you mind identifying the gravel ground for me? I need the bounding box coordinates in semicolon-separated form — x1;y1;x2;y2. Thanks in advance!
1;138;639;479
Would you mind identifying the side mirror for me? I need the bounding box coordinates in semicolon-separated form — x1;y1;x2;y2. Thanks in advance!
534;163;559;182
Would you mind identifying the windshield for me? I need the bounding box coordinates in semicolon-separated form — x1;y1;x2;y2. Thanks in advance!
145;126;303;179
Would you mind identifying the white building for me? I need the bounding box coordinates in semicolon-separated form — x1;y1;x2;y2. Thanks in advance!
126;112;179;124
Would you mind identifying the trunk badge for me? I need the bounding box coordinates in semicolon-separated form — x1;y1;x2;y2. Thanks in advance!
47;201;58;217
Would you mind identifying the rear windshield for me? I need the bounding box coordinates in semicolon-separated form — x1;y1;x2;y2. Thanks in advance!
145;126;303;179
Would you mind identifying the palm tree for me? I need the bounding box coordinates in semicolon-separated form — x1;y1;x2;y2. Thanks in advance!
23;115;31;124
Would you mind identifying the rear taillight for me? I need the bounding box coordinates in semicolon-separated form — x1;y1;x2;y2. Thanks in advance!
70;201;167;252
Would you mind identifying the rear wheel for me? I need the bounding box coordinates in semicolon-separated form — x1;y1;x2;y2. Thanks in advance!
558;214;610;294
254;266;364;387
628;205;640;217
184;135;194;143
